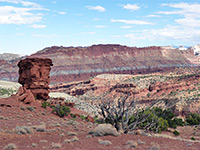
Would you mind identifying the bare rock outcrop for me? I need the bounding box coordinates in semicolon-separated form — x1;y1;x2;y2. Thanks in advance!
16;86;35;104
18;58;53;100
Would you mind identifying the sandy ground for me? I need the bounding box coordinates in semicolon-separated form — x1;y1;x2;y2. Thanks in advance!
0;80;20;89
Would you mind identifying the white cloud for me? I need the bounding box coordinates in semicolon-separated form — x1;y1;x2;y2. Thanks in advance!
162;3;200;14
146;15;160;18
125;26;200;44
95;25;107;28
122;4;140;11
0;0;43;8
111;19;154;25
30;24;46;28
124;2;200;44
86;6;106;12
121;26;133;29
0;0;18;4
158;2;200;27
0;1;47;24
52;1;56;4
58;11;66;15
175;17;200;27
21;1;40;7
32;34;58;38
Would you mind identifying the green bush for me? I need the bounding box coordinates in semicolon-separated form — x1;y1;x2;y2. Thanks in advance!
186;113;200;125
41;101;51;109
70;113;77;118
161;109;175;121
129;109;169;133
168;118;185;129
152;107;185;129
191;137;196;141
52;104;71;118
0;88;16;96
173;130;180;136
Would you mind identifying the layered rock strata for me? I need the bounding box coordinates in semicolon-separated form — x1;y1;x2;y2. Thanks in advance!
18;58;53;100
0;44;199;83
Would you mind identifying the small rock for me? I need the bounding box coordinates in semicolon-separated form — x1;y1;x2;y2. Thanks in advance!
142;132;152;137
135;129;143;135
186;143;192;147
126;140;138;148
66;131;77;136
32;124;46;132
149;143;160;150
26;106;36;112
137;140;146;145
40;140;48;143
51;143;62;149
0;116;8;120
64;136;79;143
89;124;120;136
32;143;38;147
3;143;17;150
86;135;93;138
20;107;25;111
47;129;57;132
41;112;46;115
60;133;65;137
98;139;112;146
15;126;32;134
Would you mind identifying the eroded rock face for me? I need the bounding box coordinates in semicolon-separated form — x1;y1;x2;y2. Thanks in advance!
16;86;35;104
18;58;53;100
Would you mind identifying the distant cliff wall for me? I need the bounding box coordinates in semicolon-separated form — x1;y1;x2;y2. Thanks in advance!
0;44;198;83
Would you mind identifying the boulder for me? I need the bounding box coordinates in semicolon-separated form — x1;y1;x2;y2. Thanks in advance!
89;124;120;136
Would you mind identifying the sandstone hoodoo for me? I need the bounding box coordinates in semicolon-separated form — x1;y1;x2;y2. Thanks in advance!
18;58;53;100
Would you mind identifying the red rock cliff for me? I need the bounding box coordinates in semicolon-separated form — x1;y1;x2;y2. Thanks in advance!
29;44;197;83
0;44;198;83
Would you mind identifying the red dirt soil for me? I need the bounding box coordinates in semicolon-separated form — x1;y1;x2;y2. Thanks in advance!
0;96;200;150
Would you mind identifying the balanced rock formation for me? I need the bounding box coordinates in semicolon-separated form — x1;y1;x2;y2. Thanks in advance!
18;58;53;100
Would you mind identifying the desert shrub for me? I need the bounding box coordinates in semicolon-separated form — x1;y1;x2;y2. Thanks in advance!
93;115;98;122
186;113;200;125
152;107;184;129
159;109;175;121
129;109;169;133
80;115;86;120
3;143;17;150
26;106;36;112
147;93;151;98
41;101;51;109
0;88;16;96
173;130;180;136
52;104;71;118
168;118;185;129
191;137;196;141
70;113;77;118
99;94;168;133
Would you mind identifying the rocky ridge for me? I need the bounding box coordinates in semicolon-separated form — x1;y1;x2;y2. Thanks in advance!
0;44;199;83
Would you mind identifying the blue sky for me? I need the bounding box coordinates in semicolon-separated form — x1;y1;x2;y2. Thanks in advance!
0;0;200;55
